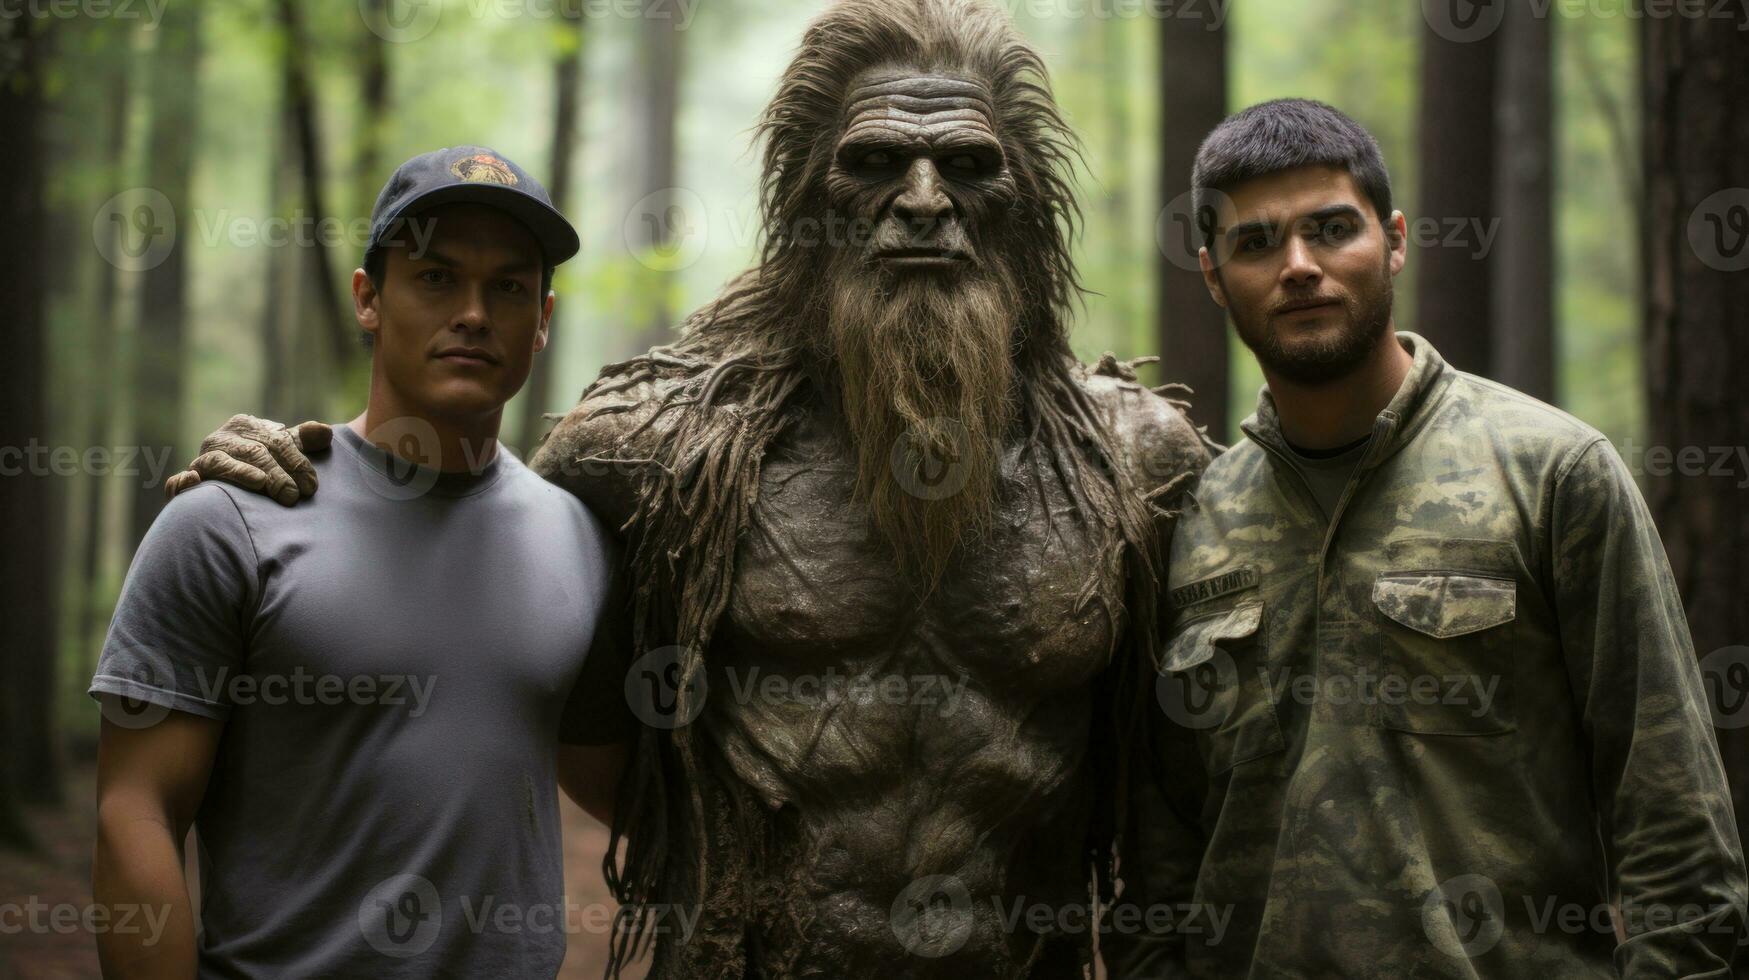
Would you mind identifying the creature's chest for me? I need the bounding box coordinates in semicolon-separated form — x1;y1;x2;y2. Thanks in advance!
719;440;1125;691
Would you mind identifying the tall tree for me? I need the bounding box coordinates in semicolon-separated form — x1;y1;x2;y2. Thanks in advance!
630;0;681;356
129;3;200;550
520;8;586;454
1157;9;1229;440
1492;4;1555;401
275;0;353;374
1414;10;1500;375
82;24;135;672
0;4;57;841
1642;9;1749;850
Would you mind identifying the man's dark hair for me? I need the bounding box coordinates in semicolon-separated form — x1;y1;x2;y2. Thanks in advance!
1192;97;1394;252
358;242;556;351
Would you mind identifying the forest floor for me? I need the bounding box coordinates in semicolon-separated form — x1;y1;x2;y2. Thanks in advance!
0;762;643;979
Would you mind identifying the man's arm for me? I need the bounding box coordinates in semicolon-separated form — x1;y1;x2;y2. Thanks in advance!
1552;437;1749;974
92;713;223;980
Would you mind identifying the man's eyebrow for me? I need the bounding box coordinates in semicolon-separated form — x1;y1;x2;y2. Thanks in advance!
1223;204;1366;244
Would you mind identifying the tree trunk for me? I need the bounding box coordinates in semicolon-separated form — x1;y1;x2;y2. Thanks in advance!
1642;10;1749;854
0;4;56;843
275;0;352;369
1414;16;1499;375
1492;2;1555;402
1157;10;1229;441
630;1;680;356
521;9;586;454
129;4;200;548
82;28;133;676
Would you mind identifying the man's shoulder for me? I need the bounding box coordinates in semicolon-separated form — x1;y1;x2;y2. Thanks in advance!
1444;369;1609;466
1070;354;1219;494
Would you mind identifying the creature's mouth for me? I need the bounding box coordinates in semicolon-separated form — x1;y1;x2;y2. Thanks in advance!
874;247;969;269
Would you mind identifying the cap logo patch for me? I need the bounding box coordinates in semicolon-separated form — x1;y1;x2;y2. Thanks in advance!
449;154;518;187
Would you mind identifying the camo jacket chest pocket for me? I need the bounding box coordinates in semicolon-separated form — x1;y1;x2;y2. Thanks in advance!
1371;538;1520;736
1158;567;1285;774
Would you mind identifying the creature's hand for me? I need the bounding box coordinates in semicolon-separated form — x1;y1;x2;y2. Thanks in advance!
162;415;332;506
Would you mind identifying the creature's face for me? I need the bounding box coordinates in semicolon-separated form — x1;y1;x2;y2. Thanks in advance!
824;67;1018;282
1200;164;1407;385
357;202;552;419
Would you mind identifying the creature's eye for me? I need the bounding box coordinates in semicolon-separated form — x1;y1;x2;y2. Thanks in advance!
860;150;894;168
945;153;980;172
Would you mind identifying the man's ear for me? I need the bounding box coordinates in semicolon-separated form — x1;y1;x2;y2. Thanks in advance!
534;290;554;354
353;268;381;338
1385;211;1409;277
1198;247;1227;309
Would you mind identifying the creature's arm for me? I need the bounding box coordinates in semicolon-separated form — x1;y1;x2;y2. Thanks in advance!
162;415;331;505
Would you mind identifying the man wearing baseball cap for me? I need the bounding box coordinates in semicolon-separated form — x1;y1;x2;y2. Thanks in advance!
90;146;632;978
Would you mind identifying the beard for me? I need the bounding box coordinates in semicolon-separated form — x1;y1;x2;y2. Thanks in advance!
1228;254;1395;386
820;253;1023;588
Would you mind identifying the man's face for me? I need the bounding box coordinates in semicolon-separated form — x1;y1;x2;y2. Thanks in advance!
1199;165;1407;385
355;202;553;420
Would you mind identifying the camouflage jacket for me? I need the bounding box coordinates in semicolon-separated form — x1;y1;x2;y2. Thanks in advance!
1109;333;1747;979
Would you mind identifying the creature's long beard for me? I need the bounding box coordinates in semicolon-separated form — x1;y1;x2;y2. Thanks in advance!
824;259;1022;588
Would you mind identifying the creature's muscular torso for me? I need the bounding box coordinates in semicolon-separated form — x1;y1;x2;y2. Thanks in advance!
535;360;1209;978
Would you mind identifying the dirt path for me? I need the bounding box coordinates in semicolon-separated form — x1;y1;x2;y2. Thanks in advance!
0;763;642;979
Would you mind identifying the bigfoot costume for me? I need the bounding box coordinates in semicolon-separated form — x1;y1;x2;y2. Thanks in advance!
527;1;1212;976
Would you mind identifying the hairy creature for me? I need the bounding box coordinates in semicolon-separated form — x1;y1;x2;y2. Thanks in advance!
531;1;1214;976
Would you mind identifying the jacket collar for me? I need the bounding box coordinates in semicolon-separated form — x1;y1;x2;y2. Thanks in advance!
1240;331;1452;471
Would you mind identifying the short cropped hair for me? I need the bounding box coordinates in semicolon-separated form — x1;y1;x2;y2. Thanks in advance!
1192;98;1394;252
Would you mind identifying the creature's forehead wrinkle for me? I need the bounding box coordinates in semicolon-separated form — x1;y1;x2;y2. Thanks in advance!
841;108;999;144
842;72;997;128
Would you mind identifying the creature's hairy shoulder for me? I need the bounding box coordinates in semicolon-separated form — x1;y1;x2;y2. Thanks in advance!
528;367;693;531
1071;354;1218;500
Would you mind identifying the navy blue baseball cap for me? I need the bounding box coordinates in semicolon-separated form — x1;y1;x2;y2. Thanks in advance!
365;145;580;268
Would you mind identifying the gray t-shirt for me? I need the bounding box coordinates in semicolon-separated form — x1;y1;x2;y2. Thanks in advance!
91;424;621;979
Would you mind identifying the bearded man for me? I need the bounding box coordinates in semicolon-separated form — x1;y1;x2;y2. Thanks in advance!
164;1;1213;976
